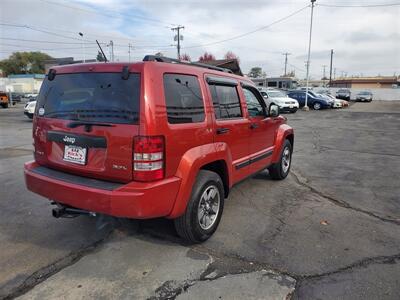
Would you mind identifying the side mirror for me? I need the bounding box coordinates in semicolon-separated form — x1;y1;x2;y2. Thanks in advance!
269;104;280;117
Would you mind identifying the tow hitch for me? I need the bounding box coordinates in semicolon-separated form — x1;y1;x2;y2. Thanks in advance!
51;203;96;218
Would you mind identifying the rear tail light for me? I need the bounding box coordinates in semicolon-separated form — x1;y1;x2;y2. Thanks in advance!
133;136;164;182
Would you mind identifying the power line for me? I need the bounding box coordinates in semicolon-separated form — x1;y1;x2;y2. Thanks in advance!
0;36;174;49
39;0;176;27
317;2;400;7
182;4;310;49
0;23;92;42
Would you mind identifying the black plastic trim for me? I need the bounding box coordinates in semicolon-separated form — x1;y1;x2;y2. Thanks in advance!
235;149;273;170
32;166;124;191
47;131;107;148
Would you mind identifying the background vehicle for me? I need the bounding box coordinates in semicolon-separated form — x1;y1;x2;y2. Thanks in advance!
258;88;299;113
355;91;373;102
25;93;39;102
287;91;331;110
24;56;294;243
0;92;9;108
11;92;24;103
311;91;334;107
336;89;351;100
24;100;36;119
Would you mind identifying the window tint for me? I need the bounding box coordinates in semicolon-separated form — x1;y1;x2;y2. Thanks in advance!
209;84;242;119
36;73;140;124
243;88;264;117
163;74;205;124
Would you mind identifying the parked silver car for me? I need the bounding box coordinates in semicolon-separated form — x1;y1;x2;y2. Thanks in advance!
355;91;373;102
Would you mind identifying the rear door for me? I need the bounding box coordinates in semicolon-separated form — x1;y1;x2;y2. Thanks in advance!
206;76;251;183
33;72;141;183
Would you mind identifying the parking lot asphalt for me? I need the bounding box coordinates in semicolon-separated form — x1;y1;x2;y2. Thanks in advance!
1;102;399;299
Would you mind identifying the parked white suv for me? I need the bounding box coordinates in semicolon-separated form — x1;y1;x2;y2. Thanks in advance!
24;100;36;119
258;88;299;113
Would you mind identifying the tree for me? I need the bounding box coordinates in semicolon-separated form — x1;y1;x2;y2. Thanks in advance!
96;51;106;62
248;67;263;78
180;53;191;62
224;51;240;63
198;52;215;62
0;52;52;76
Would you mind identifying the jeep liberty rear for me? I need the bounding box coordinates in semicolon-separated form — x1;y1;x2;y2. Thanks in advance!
24;56;294;243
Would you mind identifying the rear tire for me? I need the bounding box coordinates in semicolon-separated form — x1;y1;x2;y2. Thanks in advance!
174;170;224;243
313;102;321;110
268;139;292;180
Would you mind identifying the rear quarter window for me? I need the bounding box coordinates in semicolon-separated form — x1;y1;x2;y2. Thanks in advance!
163;74;205;124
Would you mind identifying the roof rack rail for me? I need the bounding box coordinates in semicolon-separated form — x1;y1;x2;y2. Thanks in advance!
143;55;233;74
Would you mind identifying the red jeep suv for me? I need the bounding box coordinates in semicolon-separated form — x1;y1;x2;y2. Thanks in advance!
24;56;294;243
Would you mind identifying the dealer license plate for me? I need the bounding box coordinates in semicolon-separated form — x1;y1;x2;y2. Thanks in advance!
63;145;87;165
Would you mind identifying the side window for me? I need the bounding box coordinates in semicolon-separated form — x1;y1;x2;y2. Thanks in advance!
163;74;205;124
242;88;264;117
209;84;242;119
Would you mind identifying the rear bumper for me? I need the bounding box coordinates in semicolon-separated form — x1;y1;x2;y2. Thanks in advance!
24;161;181;219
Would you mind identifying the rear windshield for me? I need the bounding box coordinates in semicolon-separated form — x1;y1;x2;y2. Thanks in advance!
36;72;140;124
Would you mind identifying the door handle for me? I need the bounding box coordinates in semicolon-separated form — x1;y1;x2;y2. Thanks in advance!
249;123;259;129
216;127;230;134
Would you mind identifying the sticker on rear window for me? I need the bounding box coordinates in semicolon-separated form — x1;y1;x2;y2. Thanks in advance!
38;108;45;116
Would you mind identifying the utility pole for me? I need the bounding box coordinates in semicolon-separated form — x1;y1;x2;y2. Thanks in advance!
334;68;336;79
329;49;333;86
108;40;114;62
304;0;316;111
128;43;132;62
171;25;184;59
282;52;291;76
322;65;327;87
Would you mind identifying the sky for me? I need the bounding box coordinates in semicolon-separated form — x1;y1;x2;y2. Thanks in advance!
0;0;399;79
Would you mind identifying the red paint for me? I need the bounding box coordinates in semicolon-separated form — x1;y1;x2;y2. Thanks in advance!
24;61;294;219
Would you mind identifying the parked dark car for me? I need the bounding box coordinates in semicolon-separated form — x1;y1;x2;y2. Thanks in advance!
336;89;351;100
11;92;24;103
287;91;331;110
355;91;373;102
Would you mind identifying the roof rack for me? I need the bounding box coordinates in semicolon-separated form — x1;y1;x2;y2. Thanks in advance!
143;55;233;74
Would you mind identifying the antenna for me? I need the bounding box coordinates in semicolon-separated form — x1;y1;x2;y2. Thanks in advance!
96;40;108;62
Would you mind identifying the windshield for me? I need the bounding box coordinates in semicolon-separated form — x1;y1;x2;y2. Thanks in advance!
267;91;286;98
36;72;140;124
359;91;370;95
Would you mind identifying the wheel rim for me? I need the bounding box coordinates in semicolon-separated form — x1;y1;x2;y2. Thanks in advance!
198;185;220;230
281;146;291;174
314;103;321;110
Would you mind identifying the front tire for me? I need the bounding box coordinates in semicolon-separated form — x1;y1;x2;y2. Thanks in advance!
268;139;292;180
174;170;224;243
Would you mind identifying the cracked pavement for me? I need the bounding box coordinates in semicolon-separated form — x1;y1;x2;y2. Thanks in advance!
1;101;400;299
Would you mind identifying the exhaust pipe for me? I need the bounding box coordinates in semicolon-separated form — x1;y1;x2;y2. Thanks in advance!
52;205;96;218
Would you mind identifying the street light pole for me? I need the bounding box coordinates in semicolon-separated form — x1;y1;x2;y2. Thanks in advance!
79;32;85;63
304;0;316;111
